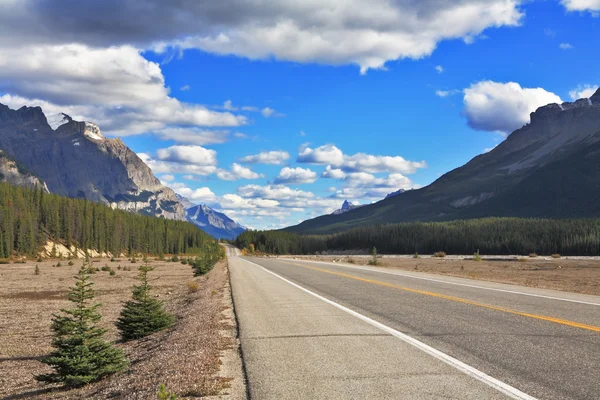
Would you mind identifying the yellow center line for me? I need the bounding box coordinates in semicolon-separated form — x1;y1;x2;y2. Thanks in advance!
282;261;600;333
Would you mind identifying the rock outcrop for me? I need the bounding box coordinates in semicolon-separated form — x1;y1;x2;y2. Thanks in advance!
0;103;185;220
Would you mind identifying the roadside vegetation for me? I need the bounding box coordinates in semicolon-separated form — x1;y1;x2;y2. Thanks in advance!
236;217;600;256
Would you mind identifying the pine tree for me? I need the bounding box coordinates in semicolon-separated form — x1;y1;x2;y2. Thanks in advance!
36;264;128;387
116;264;174;341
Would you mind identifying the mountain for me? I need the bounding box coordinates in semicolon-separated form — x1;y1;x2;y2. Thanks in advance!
385;189;406;199
0;150;48;191
332;200;362;215
0;104;185;220
286;89;600;234
185;204;245;240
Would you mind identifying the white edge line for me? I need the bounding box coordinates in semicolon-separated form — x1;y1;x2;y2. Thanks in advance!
241;258;537;400
284;258;600;307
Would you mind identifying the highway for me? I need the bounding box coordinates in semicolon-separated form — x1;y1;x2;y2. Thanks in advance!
227;252;600;400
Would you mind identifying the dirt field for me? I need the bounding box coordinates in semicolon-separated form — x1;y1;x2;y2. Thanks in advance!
284;255;600;296
0;257;245;400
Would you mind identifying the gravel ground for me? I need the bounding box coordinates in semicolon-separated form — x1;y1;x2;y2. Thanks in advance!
279;254;600;296
0;257;245;400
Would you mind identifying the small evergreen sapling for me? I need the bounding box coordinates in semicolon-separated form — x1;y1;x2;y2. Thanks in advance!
116;264;174;341
36;264;128;387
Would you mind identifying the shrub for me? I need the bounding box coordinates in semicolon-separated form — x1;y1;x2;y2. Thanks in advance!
116;264;174;341
101;265;111;272
68;261;74;266
110;257;116;262
181;259;188;265
473;250;482;262
0;258;10;264
157;384;177;400
131;257;137;263
37;256;43;262
117;265;122;270
529;253;538;258
345;257;355;264
518;257;528;262
187;280;200;293
368;247;378;265
434;251;446;258
56;262;62;267
170;255;179;262
34;265;40;275
36;264;128;387
551;254;561;259
413;252;420;259
109;270;116;276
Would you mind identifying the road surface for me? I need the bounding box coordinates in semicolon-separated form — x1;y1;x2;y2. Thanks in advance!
227;251;600;400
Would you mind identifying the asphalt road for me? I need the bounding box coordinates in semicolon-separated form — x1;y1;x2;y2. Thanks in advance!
228;252;600;400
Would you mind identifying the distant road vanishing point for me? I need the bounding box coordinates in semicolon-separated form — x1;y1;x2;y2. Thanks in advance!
226;249;600;400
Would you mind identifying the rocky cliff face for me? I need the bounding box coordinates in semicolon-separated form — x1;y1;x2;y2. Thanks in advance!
0;150;48;190
332;200;362;215
287;89;600;234
0;104;185;220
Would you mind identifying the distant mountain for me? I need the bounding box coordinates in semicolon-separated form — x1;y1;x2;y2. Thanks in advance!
286;89;600;234
176;194;196;209
385;189;406;199
0;103;186;220
185;203;245;240
332;200;363;215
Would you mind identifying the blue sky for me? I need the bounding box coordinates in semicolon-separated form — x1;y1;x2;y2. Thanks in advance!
0;0;599;229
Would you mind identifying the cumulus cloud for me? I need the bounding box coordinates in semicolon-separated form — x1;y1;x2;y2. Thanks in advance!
561;0;600;13
239;151;290;165
435;65;444;73
0;44;246;136
139;153;218;176
180;85;190;91
156;145;218;166
274;167;318;184
170;184;218;204
569;84;599;100
463;81;562;134
299;144;426;174
559;43;573;50
0;1;524;74
216;163;262;181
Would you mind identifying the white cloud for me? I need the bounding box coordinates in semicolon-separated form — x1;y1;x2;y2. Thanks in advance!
238;184;315;201
180;85;191;91
139;153;218;176
559;43;573;50
239;150;290;165
216;163;262;181
152;0;524;74
569;84;599;100
0;44;246;136
160;174;175;182
435;65;444;73
322;166;347;179
561;0;600;13
463;81;562;134
154;127;230;145
156;145;218;166
274;167;318;184
170;184;218;204
223;99;237;111
261;107;275;118
299;144;426;174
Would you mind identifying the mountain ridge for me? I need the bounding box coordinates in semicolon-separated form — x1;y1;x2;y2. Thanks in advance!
286;88;600;234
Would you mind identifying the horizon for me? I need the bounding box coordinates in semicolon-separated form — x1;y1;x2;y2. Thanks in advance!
1;0;599;230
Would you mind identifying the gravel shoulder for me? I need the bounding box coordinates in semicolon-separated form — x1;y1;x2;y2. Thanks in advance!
278;254;600;296
0;257;246;400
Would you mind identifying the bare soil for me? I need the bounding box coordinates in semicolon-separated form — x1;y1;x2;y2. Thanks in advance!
0;257;245;400
284;255;600;296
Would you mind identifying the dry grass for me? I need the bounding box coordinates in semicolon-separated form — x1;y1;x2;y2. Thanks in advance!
0;257;239;399
433;251;446;258
286;255;600;296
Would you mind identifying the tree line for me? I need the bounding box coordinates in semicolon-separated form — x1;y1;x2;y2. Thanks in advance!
0;182;220;258
236;217;600;256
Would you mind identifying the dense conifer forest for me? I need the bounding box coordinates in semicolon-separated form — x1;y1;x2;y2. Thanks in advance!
236;218;600;256
0;182;220;258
